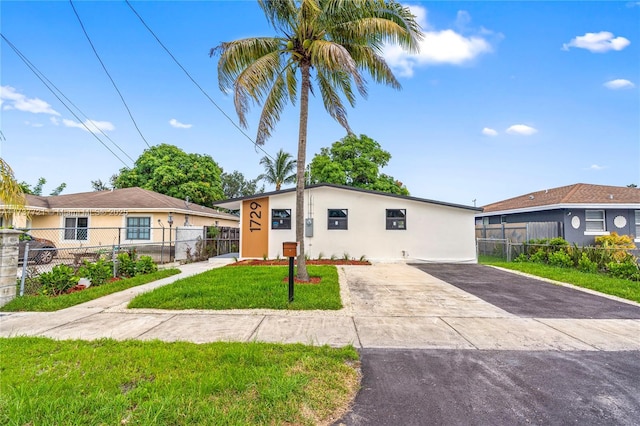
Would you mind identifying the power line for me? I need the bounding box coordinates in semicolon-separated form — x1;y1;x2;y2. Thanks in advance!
1;33;133;168
69;0;151;149
124;0;276;162
0;35;135;164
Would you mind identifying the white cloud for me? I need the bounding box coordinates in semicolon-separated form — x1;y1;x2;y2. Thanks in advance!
0;85;60;115
63;118;115;133
482;127;498;136
562;31;630;53
588;164;606;171
169;118;192;129
603;79;635;90
506;124;537;136
24;121;44;128
50;117;60;126
383;6;495;77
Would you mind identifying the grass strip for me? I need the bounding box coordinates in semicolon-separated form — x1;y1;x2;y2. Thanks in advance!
480;259;640;303
1;269;181;312
0;337;360;426
128;265;341;310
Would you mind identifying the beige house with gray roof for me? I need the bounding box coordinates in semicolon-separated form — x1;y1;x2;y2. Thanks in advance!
1;187;239;248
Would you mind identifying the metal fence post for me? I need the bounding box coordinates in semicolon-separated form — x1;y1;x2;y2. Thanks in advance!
112;245;118;278
20;243;29;296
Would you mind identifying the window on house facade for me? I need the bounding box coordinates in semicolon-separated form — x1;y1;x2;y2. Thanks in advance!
386;209;406;230
64;217;88;240
126;217;151;240
271;209;291;229
635;211;640;240
328;209;348;230
585;210;605;232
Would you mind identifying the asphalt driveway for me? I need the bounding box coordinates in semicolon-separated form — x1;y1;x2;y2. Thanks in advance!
410;263;640;319
335;264;640;425
336;349;640;426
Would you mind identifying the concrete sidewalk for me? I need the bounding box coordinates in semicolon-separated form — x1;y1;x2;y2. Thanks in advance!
1;262;639;351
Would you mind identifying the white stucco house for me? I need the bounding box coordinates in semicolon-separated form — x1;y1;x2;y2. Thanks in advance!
213;184;480;263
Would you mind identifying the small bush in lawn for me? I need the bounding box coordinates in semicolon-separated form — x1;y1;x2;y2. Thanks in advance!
39;265;79;296
595;232;636;249
577;253;598;273
117;252;137;278
514;253;528;263
606;259;640;281
529;248;547;264
77;258;113;286
548;237;570;248
548;249;573;268
135;256;158;275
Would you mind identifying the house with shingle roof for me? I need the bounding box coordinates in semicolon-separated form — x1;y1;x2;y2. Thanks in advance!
1;187;239;248
476;183;640;245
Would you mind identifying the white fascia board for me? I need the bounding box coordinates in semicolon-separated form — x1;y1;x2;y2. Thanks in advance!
476;203;640;217
49;207;237;220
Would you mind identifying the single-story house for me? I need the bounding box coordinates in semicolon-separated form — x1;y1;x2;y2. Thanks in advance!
476;183;640;246
213;183;481;263
0;187;239;248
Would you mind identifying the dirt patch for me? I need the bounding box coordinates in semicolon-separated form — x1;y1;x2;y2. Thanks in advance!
229;259;371;266
282;276;322;284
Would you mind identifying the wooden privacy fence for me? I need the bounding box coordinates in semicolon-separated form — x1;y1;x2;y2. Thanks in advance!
475;222;561;243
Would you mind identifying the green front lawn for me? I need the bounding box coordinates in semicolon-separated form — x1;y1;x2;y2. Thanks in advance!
0;337;360;425
128;265;342;310
1;269;181;312
480;259;640;303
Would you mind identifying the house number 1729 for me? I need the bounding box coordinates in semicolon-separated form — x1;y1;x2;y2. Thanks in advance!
249;201;262;232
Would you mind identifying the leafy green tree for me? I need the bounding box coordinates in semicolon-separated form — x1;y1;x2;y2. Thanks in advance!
0;158;26;219
221;170;264;199
309;134;409;195
258;149;296;191
91;175;117;191
19;177;66;196
213;0;421;280
113;143;224;206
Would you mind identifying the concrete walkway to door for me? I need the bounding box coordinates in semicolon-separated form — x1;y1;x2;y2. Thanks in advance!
1;262;639;351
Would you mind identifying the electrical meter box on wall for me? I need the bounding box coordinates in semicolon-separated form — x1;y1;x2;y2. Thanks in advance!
305;218;314;237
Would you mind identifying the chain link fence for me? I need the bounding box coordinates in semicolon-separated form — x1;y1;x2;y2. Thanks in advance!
16;226;239;289
477;238;640;264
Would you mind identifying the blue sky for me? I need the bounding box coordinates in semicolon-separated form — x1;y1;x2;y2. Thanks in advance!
1;1;638;207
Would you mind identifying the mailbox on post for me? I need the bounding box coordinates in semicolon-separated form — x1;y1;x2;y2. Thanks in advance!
283;241;298;258
282;242;298;302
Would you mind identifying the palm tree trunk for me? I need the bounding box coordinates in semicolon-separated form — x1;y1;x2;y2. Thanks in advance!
295;63;311;281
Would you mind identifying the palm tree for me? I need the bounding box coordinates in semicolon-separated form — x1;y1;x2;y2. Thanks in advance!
0;158;26;222
258;149;297;191
213;0;422;280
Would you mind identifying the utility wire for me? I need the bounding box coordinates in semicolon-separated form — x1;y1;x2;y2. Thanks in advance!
1;35;135;164
1;33;132;168
124;0;276;162
70;0;151;148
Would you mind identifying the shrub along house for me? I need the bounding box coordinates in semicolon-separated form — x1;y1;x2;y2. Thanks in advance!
476;183;640;246
213;183;480;263
1;187;239;249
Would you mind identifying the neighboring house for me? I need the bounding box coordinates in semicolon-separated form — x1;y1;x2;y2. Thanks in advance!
213;184;480;263
0;187;239;248
476;183;640;246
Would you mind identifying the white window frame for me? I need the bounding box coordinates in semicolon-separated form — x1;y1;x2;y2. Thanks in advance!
635;211;640;242
64;217;89;240
584;209;608;236
126;216;151;240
